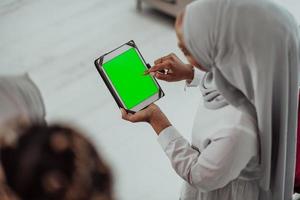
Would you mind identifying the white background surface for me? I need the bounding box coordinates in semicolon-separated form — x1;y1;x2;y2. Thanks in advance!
0;0;299;199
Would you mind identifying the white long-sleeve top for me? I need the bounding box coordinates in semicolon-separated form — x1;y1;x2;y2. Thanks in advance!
157;69;261;200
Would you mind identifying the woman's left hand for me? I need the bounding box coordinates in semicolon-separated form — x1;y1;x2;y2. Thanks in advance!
121;104;172;135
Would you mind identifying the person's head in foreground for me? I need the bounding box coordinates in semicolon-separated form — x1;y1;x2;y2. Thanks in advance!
0;122;113;200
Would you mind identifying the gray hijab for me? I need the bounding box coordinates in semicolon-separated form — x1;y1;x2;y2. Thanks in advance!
199;72;228;109
183;0;300;199
0;74;46;124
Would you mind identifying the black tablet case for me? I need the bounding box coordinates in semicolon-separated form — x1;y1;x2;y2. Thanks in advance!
94;40;164;113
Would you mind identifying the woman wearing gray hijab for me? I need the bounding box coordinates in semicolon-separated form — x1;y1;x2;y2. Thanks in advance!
121;0;300;199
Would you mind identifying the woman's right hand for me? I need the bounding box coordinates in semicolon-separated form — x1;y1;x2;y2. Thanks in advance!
145;53;194;82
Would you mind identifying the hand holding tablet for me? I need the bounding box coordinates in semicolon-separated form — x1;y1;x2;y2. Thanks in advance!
94;40;165;113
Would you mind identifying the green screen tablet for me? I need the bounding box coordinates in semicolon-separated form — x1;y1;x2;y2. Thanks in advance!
94;41;164;112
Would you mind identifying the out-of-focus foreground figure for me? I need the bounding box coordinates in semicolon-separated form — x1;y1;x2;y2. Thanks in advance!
0;123;114;200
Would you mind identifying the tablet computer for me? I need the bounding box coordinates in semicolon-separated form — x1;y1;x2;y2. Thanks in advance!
94;40;164;113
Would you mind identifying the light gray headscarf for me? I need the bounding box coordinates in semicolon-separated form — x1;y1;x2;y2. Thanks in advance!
199;72;228;109
0;74;46;124
183;0;300;199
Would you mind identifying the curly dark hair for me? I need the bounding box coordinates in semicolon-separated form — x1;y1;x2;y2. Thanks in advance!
0;124;114;200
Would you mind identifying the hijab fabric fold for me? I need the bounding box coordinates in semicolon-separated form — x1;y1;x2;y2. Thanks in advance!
199;72;228;109
183;0;300;199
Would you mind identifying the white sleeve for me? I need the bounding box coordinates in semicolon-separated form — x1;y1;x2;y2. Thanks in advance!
157;126;257;192
185;67;204;88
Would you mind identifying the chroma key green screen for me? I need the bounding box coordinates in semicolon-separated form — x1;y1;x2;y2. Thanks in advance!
102;47;159;109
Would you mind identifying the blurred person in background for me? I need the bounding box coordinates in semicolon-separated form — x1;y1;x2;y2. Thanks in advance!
0;74;46;125
0;74;46;199
0;73;114;200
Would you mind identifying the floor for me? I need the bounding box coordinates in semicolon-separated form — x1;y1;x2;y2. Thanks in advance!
0;0;299;200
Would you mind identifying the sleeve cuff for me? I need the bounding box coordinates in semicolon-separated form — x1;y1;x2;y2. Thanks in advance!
185;67;203;87
157;126;182;150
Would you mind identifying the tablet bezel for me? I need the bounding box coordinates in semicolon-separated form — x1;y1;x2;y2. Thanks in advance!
94;40;164;113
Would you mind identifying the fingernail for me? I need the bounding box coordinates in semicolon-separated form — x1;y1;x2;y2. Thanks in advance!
150;72;155;76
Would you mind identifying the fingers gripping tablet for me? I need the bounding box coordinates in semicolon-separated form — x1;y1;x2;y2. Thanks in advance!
94;40;164;113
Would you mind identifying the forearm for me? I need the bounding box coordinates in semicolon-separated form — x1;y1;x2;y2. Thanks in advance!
158;127;255;192
149;111;172;135
157;127;203;186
